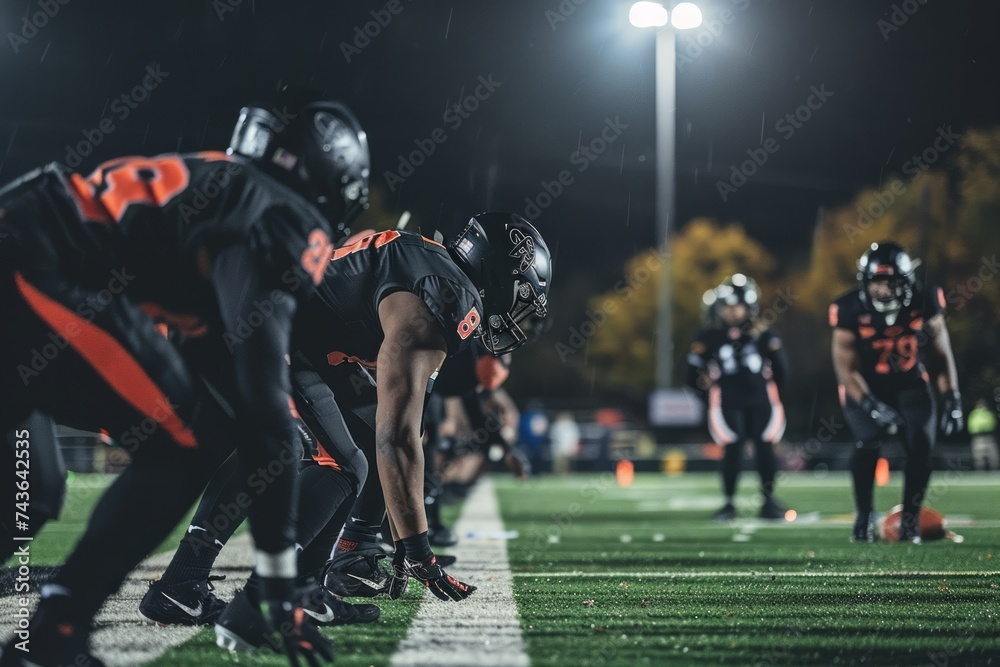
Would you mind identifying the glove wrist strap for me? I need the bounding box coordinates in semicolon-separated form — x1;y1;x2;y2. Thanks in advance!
401;531;433;563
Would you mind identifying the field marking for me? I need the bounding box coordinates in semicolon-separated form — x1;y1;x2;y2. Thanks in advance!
512;570;1000;579
391;477;528;667
0;534;254;666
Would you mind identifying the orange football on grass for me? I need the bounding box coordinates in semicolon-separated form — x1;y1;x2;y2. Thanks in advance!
879;505;946;542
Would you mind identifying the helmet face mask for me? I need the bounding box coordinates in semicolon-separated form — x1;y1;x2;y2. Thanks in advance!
866;275;907;312
857;242;918;314
483;279;549;355
449;212;552;356
712;273;760;327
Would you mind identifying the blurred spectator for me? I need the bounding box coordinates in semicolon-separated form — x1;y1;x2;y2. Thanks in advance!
549;412;581;475
519;401;550;473
968;399;999;471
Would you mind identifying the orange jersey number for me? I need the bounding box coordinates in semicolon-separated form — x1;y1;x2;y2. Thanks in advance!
872;333;918;374
70;155;191;223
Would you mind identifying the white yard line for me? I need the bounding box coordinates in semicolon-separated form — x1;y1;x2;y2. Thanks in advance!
513;569;1000;579
391;477;528;667
0;534;254;667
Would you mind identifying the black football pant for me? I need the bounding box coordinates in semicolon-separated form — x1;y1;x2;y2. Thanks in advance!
163;368;369;583
708;395;785;500
843;381;936;532
0;241;236;657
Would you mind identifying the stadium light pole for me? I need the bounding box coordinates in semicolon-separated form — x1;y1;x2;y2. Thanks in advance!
629;2;702;390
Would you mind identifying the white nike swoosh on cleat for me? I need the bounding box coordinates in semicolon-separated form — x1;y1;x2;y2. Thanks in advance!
346;573;386;591
162;592;203;618
304;603;336;623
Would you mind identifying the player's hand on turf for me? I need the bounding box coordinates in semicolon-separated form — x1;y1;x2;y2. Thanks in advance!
262;597;334;667
938;389;964;437
405;556;476;601
386;563;410;599
861;393;905;435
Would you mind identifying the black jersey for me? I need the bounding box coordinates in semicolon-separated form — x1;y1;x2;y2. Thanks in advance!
291;230;483;379
687;326;787;407
829;283;944;392
25;152;333;331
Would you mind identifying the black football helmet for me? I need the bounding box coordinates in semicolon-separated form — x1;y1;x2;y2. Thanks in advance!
228;94;370;230
857;241;919;313
712;273;760;322
448;212;551;355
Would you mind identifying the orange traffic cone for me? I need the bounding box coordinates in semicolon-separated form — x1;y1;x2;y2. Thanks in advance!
616;459;635;488
875;457;890;486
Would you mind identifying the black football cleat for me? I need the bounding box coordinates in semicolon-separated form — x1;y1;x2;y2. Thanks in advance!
214;589;272;653
323;543;390;598
759;498;789;520
897;520;922;544
851;512;878;543
302;582;380;626
434;554;457;567
427;524;458;547
0;593;106;667
139;575;228;626
711;503;737;522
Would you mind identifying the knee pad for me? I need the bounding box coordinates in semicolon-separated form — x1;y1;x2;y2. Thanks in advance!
344;447;369;496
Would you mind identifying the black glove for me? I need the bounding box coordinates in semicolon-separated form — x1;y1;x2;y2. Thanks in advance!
405;556;477;601
386;563;410;600
261;580;334;667
861;393;905;435
939;389;964;437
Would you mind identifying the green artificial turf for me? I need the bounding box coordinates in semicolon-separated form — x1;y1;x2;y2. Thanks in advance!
14;472;1000;665
497;472;1000;666
154;503;458;667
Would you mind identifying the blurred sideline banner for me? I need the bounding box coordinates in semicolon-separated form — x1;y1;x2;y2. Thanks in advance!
648;388;704;427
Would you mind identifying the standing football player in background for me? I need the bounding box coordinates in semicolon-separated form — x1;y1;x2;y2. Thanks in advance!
686;274;790;521
830;241;963;543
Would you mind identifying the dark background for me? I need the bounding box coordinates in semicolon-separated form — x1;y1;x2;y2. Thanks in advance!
2;0;998;408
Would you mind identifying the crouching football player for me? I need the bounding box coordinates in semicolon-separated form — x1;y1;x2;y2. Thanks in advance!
0;93;371;666
140;212;552;647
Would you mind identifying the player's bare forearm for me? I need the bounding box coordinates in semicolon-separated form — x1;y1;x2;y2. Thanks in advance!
375;290;449;539
375;433;427;538
832;328;869;403
927;314;959;393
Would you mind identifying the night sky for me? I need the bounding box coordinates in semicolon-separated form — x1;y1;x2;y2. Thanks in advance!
1;0;998;384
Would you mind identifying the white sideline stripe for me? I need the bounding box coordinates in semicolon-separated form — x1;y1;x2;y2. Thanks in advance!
391;478;528;667
512;569;1000;579
0;534;254;667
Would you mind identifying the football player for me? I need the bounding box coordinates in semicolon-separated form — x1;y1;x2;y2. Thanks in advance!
325;342;525;599
0;94;369;666
830;242;962;543
138;212;551;645
686;274;790;521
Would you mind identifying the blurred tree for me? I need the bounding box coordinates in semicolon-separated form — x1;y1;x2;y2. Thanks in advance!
582;218;778;392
